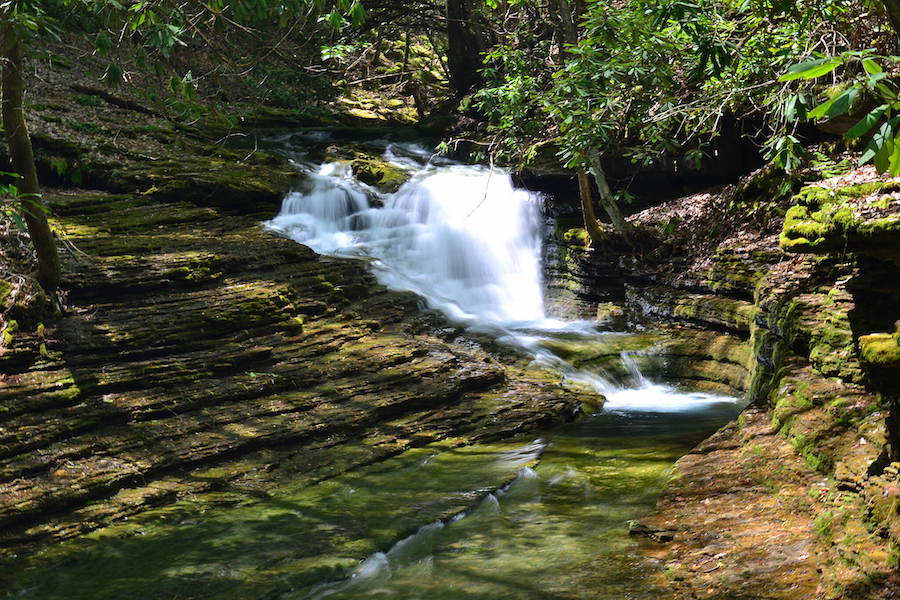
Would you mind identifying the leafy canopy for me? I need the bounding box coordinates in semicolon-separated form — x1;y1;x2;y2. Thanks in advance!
475;0;877;174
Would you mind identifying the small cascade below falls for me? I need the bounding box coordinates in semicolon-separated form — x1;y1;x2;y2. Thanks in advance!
266;141;741;415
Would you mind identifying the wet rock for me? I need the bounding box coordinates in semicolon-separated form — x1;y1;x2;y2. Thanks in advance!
1;160;583;565
626;285;756;336
323;146;412;193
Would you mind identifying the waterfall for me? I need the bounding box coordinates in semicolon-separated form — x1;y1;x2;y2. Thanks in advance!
266;141;739;414
268;151;545;325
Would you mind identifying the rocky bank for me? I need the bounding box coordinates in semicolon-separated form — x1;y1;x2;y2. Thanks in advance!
547;166;900;598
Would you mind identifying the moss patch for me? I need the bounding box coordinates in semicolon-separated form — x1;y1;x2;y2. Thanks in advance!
780;184;900;257
323;148;411;194
858;323;900;369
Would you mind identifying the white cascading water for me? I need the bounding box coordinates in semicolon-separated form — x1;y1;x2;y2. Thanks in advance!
269;157;544;324
266;142;739;413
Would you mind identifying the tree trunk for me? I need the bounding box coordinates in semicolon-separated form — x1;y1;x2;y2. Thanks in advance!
577;171;607;244
401;30;411;81
550;0;622;246
881;0;900;38
555;0;578;46
586;149;639;245
446;0;487;97
2;23;60;292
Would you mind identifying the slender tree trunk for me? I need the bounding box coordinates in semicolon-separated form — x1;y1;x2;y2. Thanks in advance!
586;149;638;245
446;0;487;97
556;0;578;47
547;0;637;246
881;0;900;38
425;31;450;79
401;30;411;82
1;24;59;292
370;33;383;71
577;171;607;244
551;0;624;245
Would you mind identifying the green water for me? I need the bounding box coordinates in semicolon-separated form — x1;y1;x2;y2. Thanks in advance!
3;400;742;600
302;405;742;600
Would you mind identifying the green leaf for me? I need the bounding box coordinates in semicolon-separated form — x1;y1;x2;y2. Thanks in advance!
809;87;858;120
779;57;841;82
11;211;26;231
845;104;888;139
785;95;798;122
784;94;807;122
874;136;893;172
326;9;344;30
876;82;897;98
102;62;125;85
825;87;859;119
862;58;883;75
860;120;895;165
349;1;365;26
889;137;900;176
866;72;889;88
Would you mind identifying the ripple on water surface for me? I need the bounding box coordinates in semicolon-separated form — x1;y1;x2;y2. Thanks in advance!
298;397;744;600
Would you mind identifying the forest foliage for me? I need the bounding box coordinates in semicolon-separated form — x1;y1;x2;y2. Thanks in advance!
475;0;896;174
2;0;900;289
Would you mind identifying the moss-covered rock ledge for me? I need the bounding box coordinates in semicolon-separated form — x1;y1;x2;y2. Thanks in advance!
545;171;900;599
780;181;900;263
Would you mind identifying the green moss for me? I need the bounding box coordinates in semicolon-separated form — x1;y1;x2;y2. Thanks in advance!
66;120;105;135
563;228;589;245
0;280;11;307
595;302;625;321
858;330;900;369
814;510;836;543
781;183;900;255
142;160;296;212
771;379;815;432
2;319;19;346
74;94;102;107
790;431;830;473
348;154;410;193
858;215;900;237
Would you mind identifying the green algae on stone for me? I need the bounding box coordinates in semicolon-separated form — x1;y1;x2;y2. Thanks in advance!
858;322;900;369
323;148;411;194
351;157;409;193
780;183;900;257
626;285;756;335
534;332;657;364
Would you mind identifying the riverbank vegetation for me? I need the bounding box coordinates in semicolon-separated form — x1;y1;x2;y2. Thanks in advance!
3;0;900;288
1;2;900;598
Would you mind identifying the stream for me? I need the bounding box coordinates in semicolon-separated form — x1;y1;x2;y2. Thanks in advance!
263;134;746;598
4;134;746;599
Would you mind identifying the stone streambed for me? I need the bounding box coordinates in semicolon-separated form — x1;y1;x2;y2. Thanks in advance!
0;136;756;598
4;390;743;600
5;118;897;598
0;158;743;600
